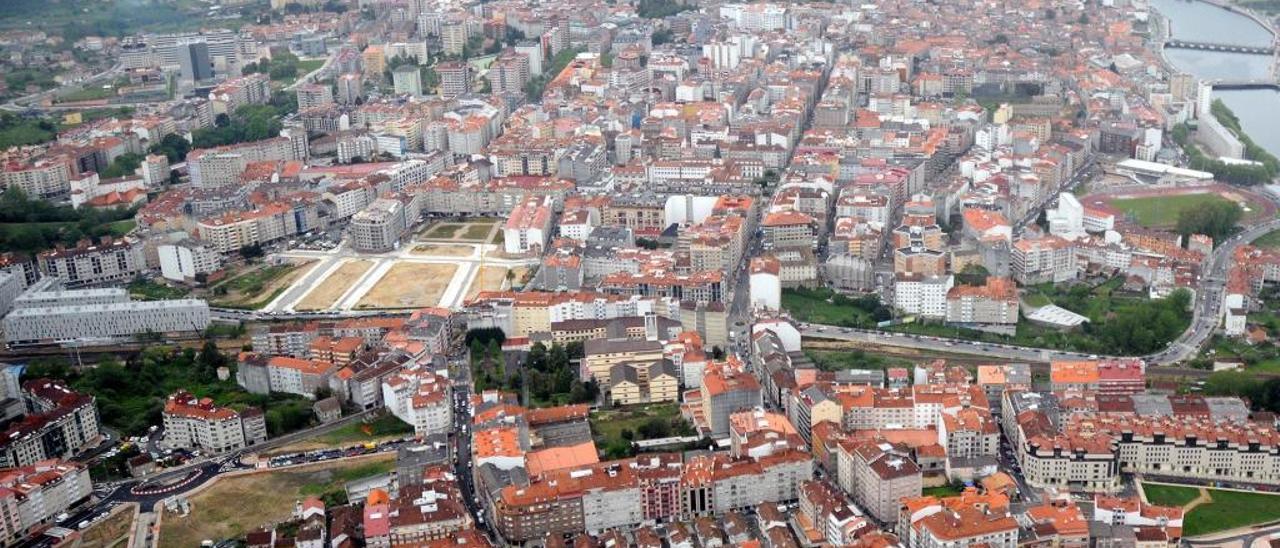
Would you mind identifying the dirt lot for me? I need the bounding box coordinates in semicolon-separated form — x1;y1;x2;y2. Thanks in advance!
410;244;475;257
467;266;510;299
355;262;457;309
158;456;394;547
295;260;373;311
75;503;136;548
210;260;314;309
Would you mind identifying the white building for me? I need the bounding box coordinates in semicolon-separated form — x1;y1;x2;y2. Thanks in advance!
158;239;222;283
3;286;210;345
1046;193;1084;237
502;197;553;255
893;274;954;318
749;255;782;311
381;366;452;436
162;391;266;453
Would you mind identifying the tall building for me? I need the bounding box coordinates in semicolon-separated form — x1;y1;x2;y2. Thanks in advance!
337;73;365;105
392;65;424;96
178;40;214;83
436;62;472;99
296;83;334;110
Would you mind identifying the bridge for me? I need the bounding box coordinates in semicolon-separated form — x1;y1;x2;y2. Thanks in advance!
1209;78;1280;89
1165;39;1276;55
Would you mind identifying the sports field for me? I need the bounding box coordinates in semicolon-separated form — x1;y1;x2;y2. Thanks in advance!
295;260;372;311
354;263;457;309
1109;193;1236;228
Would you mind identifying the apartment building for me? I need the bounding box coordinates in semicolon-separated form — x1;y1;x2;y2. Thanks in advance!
945;277;1019;326
265;356;337;398
350;197;415;252
0;380;101;468
836;441;922;522
3;288;210;345
187;134;307;188
607;359;679;406
209;73;270;115
502;197;553;255
37;237;146;287
157;239;222;283
700;361;763;437
436;62;473;99
0;460;92;544
1050;360;1145;396
898;492;1019;548
2;159;72;198
296;83;334;110
162;391;267;454
893;274;954;318
582;339;665;383
197;201;313;253
1012;236;1076;285
382;366;452;436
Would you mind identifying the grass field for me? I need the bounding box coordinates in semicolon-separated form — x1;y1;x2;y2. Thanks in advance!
420;223;464;239
211;261;313;309
159;456;395;547
1142;483;1280;536
354;262;456;309
296;260;372;311
805;349;911;372
781;287;876;327
1109;193;1236;228
1255;228;1280;249
128;278;190;300
461;224;493;241
264;414;413;455
589;403;683;446
1142;483;1202;507
922;484;965;498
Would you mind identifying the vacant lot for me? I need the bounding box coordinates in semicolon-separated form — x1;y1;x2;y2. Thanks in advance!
355;263;456;309
1109;193;1236;228
159;456;394;547
1142;482;1280;536
461;223;494;241
211;261;314;309
411;244;474;257
467;266;511;299
78;503;136;548
263;414;413;455
295;260;372;311
419;223;465;239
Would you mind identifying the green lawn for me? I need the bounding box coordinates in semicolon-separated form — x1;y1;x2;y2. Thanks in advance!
56;85;117;103
422;223;464;239
297;59;326;74
298;460;396;496
1110;194;1235;228
922;484;965;498
1142;483;1201;507
210;264;304;309
781;287;878;327
128;279;189;300
105;219;136;236
1143;483;1280;536
460;224;493;241
805;349;910;372
315;414;413;446
589;403;693;458
1255;228;1280;249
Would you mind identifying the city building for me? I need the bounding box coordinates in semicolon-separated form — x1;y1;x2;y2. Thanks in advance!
162;391;267;454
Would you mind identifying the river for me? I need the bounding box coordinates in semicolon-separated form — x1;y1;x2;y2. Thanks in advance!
1150;0;1280;156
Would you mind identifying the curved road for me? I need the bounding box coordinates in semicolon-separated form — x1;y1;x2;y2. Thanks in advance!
801;217;1280;369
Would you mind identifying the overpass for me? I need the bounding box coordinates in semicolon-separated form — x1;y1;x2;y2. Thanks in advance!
1209;78;1280;89
1165;39;1276;55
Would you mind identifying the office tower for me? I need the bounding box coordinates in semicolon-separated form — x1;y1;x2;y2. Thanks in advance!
178;40;214;83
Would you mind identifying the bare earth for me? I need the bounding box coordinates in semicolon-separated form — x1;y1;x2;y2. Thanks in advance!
295;260;373;311
355;263;457;309
467;266;510;299
158;455;394;548
411;244;475;257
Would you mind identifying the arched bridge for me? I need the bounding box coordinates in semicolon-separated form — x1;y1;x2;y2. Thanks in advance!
1165;39;1276;55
